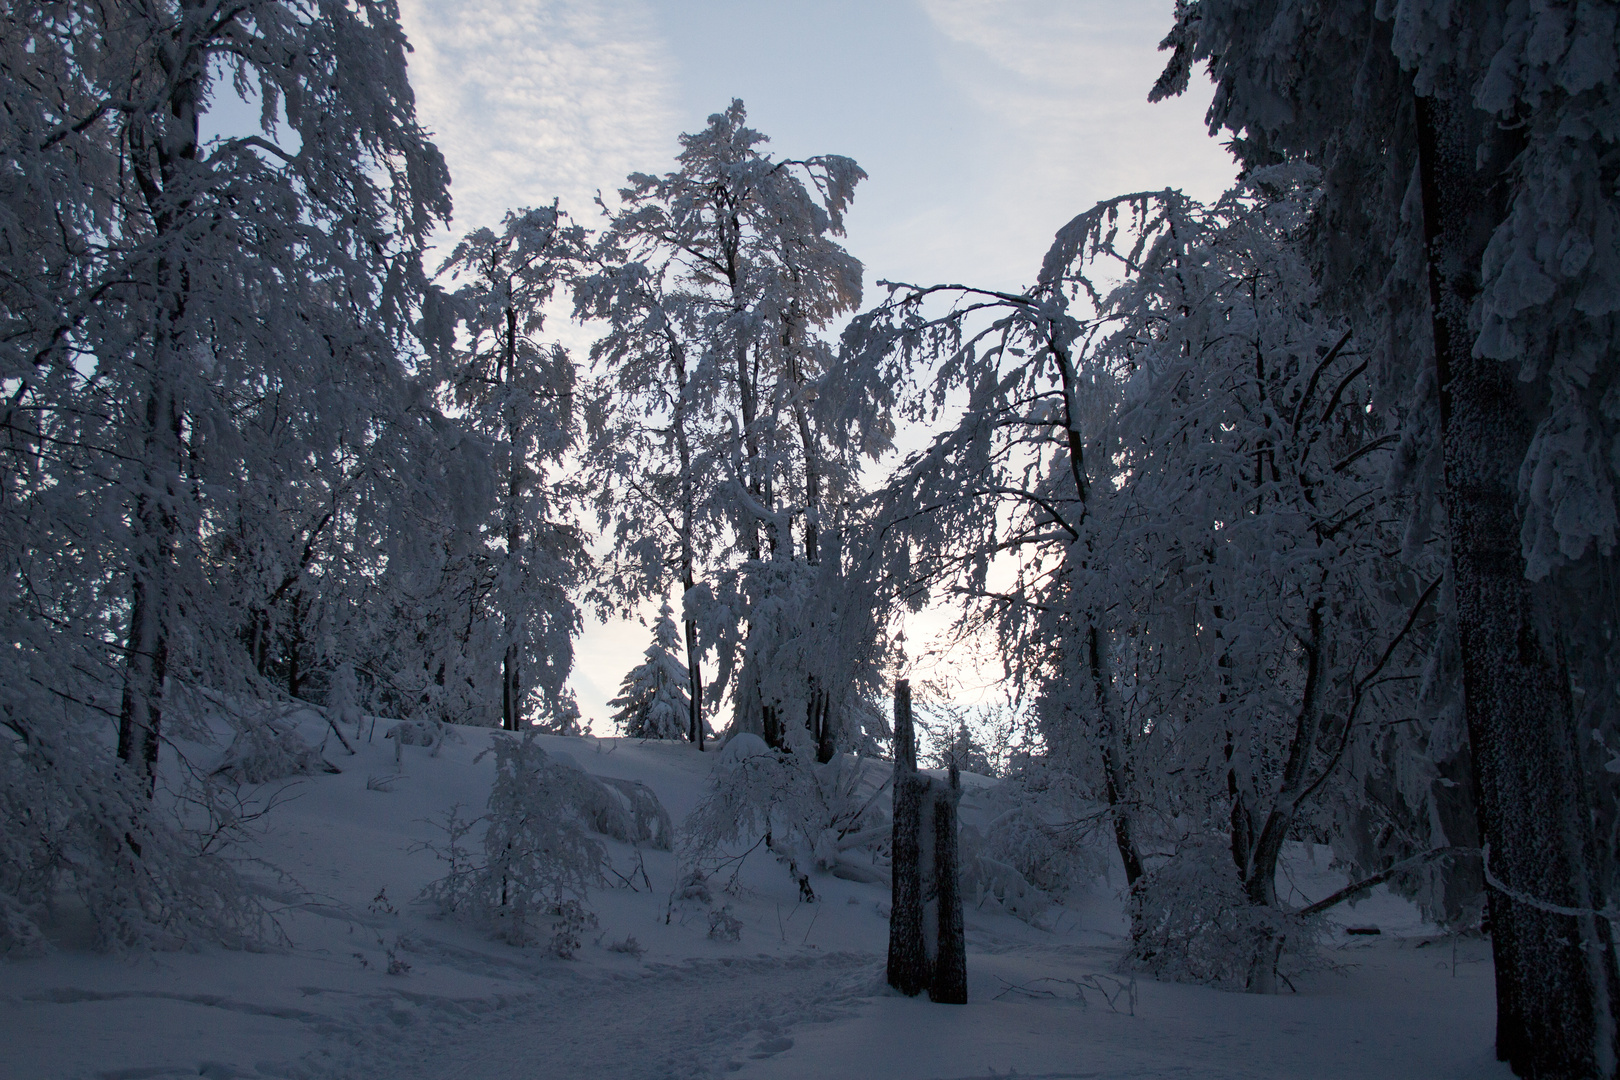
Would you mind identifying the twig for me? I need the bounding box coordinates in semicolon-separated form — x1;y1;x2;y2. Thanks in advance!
801;903;821;946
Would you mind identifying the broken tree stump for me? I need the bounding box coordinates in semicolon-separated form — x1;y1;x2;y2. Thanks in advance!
886;679;967;1003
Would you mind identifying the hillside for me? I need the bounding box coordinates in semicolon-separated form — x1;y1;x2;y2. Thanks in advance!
0;711;1508;1080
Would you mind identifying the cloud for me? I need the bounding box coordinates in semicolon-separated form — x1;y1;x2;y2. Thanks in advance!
904;0;1236;288
398;0;678;237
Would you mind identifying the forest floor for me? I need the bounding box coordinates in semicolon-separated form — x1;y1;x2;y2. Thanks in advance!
0;717;1511;1080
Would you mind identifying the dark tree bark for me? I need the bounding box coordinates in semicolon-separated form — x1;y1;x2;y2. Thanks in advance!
761;703;783;751
888;680;968;1002
809;681;835;763
888;679;930;995
1416;91;1620;1078
929;762;968;1004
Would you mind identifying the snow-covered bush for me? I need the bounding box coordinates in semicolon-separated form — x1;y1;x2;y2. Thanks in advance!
548;752;674;851
958;798;1102;923
0;715;270;955
419;732;606;948
1125;837;1320;991
420;733;674;949
682;734;889;893
212;713;333;784
707;904;742;942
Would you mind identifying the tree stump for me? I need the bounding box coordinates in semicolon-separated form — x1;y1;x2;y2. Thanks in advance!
886;679;967;1002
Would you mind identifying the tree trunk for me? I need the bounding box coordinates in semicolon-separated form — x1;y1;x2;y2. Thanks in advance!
1416;91;1620;1078
1088;625;1144;887
672;337;704;750
502;641;521;732
683;605;704;749
812;684;835;764
501;298;523;733
117;543;167;797
888;679;930;995
118;12;202;799
929;762;968;1004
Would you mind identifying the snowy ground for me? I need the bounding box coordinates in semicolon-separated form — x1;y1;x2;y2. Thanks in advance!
1;718;1512;1080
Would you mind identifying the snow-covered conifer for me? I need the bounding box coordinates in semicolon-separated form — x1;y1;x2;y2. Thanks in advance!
609;602;692;740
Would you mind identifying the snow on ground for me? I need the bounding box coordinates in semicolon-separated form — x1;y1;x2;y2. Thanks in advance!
1;715;1512;1080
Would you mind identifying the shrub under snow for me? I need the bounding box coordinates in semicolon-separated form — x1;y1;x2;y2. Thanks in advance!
1124;836;1321;990
419;731;671;951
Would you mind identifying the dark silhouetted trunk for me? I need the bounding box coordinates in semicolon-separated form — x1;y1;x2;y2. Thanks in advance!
929;763;967;1004
1416;90;1620;1078
887;679;968;1003
888;679;929;995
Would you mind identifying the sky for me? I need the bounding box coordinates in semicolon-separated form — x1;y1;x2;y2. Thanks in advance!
393;0;1238;730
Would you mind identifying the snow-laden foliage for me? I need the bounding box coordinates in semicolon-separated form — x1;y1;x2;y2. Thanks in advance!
958;796;1103;924
1155;3;1620;1056
212;711;334;785
420;732;607;949
682;734;890;893
610;602;693;740
433;205;592;731
579;100;899;751
1126;836;1321;990
853;170;1442;988
0;699;271;954
0;0;452;951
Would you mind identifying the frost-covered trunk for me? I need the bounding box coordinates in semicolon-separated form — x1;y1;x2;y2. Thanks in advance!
808;683;834;764
675;349;704;749
117;382;176;797
1237;601;1325;993
1417;92;1620;1078
1088;623;1143;889
1058;333;1143;890
501;301;523;732
118;27;202;797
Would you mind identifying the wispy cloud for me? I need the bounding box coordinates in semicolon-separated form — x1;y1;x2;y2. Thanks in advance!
399;0;678;237
905;0;1235;288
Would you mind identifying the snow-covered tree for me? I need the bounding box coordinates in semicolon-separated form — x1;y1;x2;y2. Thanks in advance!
436;205;592;730
855;174;1446;991
610;602;693;740
0;0;450;947
581;101;891;752
1156;2;1620;1067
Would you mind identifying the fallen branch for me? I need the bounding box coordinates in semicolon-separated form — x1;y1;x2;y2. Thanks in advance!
1296;846;1472;917
992;973;1137;1015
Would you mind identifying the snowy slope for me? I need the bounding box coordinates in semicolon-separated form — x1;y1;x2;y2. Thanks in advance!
0;715;1512;1080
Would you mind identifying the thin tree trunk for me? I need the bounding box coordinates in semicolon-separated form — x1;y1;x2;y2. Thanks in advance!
502;296;523;732
671;337;704;749
1242;600;1326;911
1055;335;1145;889
118;530;167;796
1089;624;1144;887
683;597;703;749
1416;91;1620;1078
